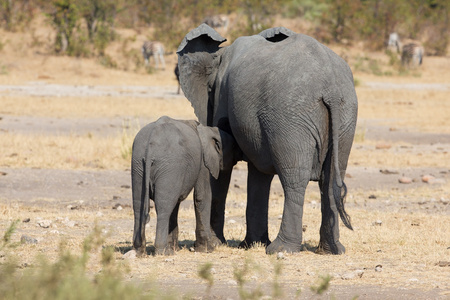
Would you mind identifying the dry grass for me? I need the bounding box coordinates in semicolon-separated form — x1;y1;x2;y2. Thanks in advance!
0;132;128;170
1;189;449;296
349;141;449;167
0;96;195;119
356;89;450;134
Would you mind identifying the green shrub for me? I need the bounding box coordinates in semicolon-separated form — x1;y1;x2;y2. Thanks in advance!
0;221;170;300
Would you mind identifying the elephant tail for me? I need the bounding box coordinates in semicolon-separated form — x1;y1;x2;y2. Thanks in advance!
328;98;353;230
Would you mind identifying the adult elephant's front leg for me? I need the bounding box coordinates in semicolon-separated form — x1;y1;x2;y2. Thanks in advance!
239;162;273;248
210;168;232;245
266;168;309;254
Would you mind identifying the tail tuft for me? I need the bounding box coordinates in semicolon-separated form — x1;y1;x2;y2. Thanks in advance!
333;180;353;230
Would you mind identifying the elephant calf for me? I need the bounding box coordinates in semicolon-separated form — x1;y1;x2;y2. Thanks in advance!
131;116;239;256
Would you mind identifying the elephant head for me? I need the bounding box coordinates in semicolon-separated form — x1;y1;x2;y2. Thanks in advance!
197;124;224;179
197;124;239;180
177;24;295;127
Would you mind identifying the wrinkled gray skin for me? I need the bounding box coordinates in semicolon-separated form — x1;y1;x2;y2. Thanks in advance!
177;25;358;255
132;116;238;255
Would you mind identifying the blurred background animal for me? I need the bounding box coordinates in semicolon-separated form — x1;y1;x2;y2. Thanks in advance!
142;41;166;70
174;64;180;94
401;42;424;67
387;32;424;68
202;14;229;32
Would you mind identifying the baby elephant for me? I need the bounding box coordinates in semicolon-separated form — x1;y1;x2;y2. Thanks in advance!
131;116;239;256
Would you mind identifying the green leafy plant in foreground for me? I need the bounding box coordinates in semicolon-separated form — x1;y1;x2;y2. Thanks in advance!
0;221;169;300
310;274;332;295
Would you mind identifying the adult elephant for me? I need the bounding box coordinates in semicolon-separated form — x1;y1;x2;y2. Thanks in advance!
177;24;358;255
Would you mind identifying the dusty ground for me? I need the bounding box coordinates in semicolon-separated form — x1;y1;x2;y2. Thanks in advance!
1;21;450;299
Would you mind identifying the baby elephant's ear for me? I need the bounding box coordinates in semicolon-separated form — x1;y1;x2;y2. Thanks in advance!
197;125;221;179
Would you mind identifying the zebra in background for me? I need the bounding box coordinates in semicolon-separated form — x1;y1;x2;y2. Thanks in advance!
202;15;229;32
142;41;166;70
401;43;424;68
387;32;402;53
387;33;424;68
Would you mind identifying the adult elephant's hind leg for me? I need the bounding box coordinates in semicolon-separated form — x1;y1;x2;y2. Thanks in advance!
317;152;346;255
239;162;273;248
167;202;180;254
266;167;310;254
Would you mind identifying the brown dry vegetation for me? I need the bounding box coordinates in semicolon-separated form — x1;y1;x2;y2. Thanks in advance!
1;16;450;299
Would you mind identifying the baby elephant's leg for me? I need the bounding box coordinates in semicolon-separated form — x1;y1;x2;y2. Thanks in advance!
154;196;179;255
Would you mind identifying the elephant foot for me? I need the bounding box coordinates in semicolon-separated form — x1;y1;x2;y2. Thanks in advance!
209;233;226;247
194;240;216;253
316;240;346;255
155;245;176;256
134;246;147;257
238;237;271;249
265;237;301;254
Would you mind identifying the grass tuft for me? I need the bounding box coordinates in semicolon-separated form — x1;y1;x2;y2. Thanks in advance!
0;223;173;300
310;274;332;295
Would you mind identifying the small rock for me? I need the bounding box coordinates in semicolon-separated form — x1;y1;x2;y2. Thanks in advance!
113;204;123;210
436;261;450;267
398;177;412;184
164;258;174;263
123;250;137;260
421;174;435;183
189;247;195;252
37;220;52;228
234;184;240;189
368;194;377;199
341;269;364;280
277;252;285;260
375;265;383;272
376;143;391;149
380;169;399;175
20;235;38;244
373;220;382;226
22;218;30;223
302;225;307;232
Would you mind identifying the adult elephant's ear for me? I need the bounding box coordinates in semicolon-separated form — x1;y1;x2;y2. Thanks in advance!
177;24;227;125
258;27;296;42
